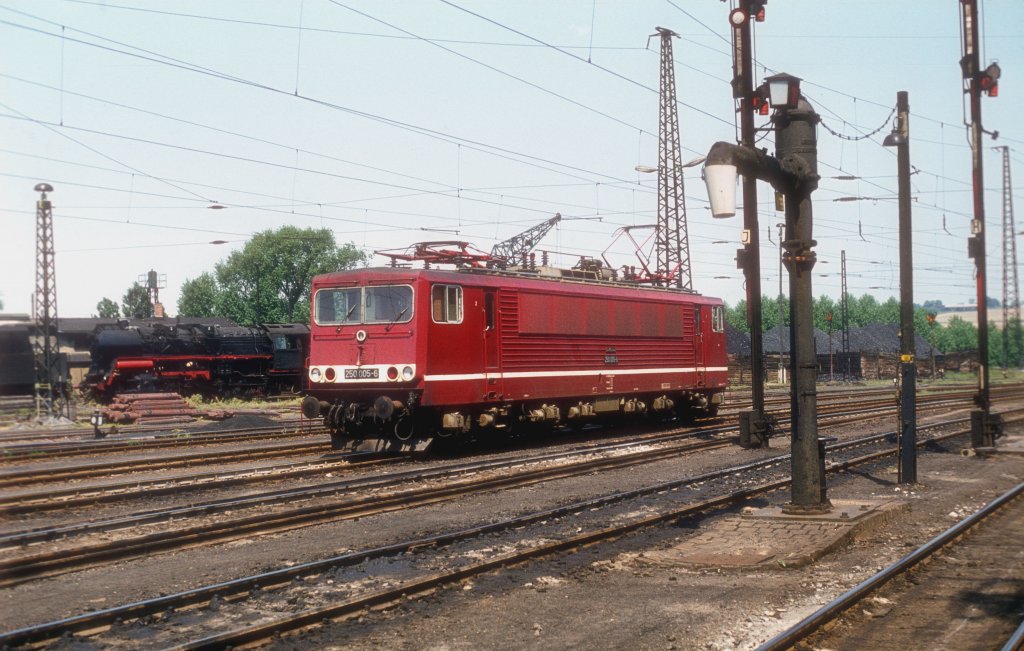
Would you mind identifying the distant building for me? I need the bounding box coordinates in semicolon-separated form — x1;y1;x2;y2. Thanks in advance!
0;314;34;395
756;322;946;382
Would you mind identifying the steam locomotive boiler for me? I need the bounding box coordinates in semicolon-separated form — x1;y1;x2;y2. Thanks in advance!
83;321;308;400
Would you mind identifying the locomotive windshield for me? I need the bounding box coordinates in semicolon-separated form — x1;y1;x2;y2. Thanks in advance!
315;285;414;326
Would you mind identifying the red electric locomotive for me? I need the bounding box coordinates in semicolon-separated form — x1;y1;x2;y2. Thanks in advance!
302;251;728;452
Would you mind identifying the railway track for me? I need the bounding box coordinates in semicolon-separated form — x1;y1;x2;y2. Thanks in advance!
0;386;995;518
1;400;1014;589
718;382;980;413
758;481;1024;651
0;419;318;462
0;383;986;456
0;431;740;586
0;405;301;441
1;411;1011;648
0;437;334;489
0;385;999;497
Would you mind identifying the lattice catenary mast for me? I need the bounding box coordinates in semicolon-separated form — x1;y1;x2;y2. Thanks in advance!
840;250;851;380
33;182;67;420
654;27;691;290
995;146;1021;369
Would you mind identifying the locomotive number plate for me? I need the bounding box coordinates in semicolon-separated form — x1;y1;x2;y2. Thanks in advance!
344;368;379;379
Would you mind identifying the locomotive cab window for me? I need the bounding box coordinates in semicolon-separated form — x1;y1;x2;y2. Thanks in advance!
314;285;413;326
315;288;361;325
364;286;413;324
711;305;725;333
431;284;463;324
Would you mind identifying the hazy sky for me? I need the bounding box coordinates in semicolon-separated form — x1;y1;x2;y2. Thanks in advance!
2;0;1022;317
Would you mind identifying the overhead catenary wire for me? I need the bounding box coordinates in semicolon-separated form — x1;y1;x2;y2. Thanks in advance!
0;12;653;189
2;2;1015;310
2;4;994;215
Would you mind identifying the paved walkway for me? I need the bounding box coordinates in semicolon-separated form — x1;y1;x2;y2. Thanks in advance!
642;500;906;569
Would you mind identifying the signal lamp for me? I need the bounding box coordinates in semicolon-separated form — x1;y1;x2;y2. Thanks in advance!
387;366;399;381
402;366;415;381
753;1;766;22
763;73;802;110
324;367;336;382
310;367;322;382
979;62;1001;97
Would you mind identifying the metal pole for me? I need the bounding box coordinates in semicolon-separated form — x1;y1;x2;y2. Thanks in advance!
778;222;785;384
828;314;834;381
732;0;771;447
33;182;65;421
701;84;829;512
654;27;691;291
961;0;998;447
776;98;827;511
995;145;1021;372
893;90;917;484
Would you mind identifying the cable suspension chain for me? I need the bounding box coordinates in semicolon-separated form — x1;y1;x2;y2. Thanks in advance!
819;105;897;142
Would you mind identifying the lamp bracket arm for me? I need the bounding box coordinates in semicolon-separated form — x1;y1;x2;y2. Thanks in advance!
706;141;804;195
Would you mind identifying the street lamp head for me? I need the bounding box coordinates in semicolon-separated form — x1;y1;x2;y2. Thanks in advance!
703;163;737;218
883;130;907;147
34;182;53;194
636;156;704;175
763;73;802;110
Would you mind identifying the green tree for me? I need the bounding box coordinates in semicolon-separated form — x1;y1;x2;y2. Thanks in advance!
724;300;748;333
96;297;120;318
214;226;367;325
937;316;977;352
877;297;900;325
177;273;219;318
991;318;1024;368
761;294;790;331
850;294;880;327
812;295;838;332
915;308;941;348
121;283;153;319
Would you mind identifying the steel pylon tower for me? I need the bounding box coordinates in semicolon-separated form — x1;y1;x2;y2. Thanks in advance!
654;26;691;290
840;250;851;380
995;146;1021;369
33;182;66;420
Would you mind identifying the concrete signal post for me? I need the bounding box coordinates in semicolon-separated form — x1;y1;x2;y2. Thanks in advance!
703;74;831;513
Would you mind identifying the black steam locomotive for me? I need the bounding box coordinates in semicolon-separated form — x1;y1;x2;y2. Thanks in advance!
83;321;308;400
